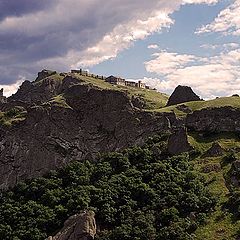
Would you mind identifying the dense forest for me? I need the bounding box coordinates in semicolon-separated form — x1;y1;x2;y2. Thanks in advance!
0;135;217;240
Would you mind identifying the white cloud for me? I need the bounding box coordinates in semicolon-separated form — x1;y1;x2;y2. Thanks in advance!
148;44;159;49
200;42;239;51
145;51;202;75
183;0;219;4
196;0;240;36
0;80;23;97
144;48;240;98
75;10;174;67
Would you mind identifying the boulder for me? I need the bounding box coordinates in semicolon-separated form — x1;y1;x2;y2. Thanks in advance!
167;127;192;155
166;85;201;106
47;210;96;240
176;104;192;114
203;142;225;157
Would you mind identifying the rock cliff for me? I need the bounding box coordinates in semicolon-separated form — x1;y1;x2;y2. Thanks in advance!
1;70;240;188
186;106;240;132
0;73;172;188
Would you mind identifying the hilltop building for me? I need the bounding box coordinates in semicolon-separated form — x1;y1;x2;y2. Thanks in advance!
105;76;126;86
71;69;89;76
106;76;147;89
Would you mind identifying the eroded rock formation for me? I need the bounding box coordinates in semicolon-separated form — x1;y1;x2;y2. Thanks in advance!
47;210;96;240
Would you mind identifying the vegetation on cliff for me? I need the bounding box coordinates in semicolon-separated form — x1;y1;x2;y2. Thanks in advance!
0;135;216;240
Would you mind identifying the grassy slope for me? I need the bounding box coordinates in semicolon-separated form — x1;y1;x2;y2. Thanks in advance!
189;133;240;239
157;96;240;116
73;74;169;109
0;108;27;127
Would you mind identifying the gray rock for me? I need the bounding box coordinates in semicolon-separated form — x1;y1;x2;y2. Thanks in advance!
167;127;192;155
166;85;201;106
186;106;240;132
233;160;240;172
203;142;225;157
36;69;57;82
0;81;172;188
0;88;7;104
176;104;192;114
47;210;96;240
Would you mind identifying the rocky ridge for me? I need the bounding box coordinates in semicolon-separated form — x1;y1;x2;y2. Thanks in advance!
0;70;173;188
1;70;240;188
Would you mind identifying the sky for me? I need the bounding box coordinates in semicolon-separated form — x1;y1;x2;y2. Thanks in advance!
0;0;239;98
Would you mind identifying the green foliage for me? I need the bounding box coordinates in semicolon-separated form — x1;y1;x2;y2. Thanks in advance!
0;107;27;127
0;138;216;240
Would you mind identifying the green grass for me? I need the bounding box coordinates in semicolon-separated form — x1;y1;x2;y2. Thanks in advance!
157;96;240;116
189;132;240;239
72;74;169;109
33;73;64;86
188;132;240;154
42;95;72;109
0;107;27;127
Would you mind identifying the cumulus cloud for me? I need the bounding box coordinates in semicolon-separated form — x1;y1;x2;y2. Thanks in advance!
145;51;203;75
196;0;240;36
144;48;240;98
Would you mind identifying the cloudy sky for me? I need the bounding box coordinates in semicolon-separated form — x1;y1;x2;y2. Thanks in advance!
0;0;239;98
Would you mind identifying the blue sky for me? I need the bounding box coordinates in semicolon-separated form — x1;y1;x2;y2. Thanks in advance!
0;0;239;98
90;1;232;78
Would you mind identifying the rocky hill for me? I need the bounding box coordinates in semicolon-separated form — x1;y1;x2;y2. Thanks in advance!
0;70;172;188
1;70;240;240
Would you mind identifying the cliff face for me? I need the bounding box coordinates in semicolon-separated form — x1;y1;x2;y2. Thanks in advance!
1;72;240;188
186;106;240;132
0;74;171;188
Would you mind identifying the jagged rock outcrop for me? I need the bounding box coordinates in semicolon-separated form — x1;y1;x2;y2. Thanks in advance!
0;88;6;104
0;78;173;188
167;127;192;155
8;77;62;105
186;106;240;132
203;142;225;157
166;85;201;106
47;210;96;240
36;69;57;82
